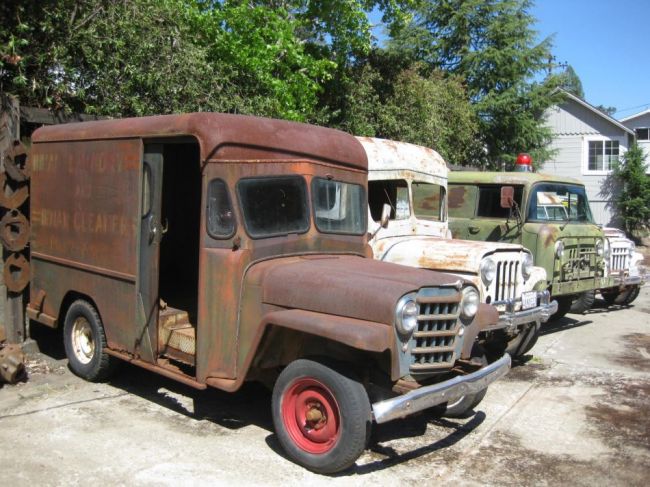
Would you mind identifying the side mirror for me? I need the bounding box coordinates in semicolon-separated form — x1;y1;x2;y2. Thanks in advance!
500;186;515;209
380;203;391;228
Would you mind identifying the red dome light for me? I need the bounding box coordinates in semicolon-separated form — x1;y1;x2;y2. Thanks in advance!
515;153;533;172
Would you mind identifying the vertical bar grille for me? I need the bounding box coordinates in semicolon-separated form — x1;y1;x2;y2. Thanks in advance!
610;245;628;272
494;259;520;301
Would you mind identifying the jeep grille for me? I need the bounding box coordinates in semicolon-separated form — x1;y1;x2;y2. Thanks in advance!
488;256;521;302
559;238;599;281
410;288;462;372
610;244;629;272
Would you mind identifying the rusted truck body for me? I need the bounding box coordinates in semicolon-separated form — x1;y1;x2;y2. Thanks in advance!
448;172;614;318
359;138;556;358
600;227;646;305
27;113;508;473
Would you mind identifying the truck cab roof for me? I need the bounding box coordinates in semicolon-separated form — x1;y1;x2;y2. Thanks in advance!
448;171;583;187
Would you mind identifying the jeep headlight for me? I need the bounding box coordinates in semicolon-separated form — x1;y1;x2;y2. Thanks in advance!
555;240;564;259
522;253;534;280
460;287;480;321
395;297;418;337
480;258;496;286
596;239;604;257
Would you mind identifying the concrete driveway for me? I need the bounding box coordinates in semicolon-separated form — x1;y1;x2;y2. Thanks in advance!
1;288;649;486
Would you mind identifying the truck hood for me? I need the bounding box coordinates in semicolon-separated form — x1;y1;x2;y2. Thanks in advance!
245;255;464;326
373;236;526;274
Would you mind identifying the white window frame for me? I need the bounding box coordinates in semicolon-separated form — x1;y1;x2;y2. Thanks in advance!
582;135;626;176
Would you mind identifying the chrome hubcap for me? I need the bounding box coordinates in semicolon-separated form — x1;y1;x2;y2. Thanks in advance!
71;317;94;364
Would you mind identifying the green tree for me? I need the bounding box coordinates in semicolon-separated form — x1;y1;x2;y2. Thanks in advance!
559;65;584;99
613;143;650;234
0;0;336;120
389;0;563;168
339;58;480;166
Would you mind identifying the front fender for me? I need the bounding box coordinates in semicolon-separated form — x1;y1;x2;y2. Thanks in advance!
260;309;393;354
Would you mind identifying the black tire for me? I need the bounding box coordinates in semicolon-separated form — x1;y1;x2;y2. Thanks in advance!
601;290;618;306
63;299;117;382
272;359;371;474
505;323;540;358
619;286;640;305
569;291;595;314
550;296;573;321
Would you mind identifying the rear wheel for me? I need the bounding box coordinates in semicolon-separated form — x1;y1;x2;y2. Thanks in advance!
603;285;641;306
569;291;595;314
63;300;117;381
272;359;371;474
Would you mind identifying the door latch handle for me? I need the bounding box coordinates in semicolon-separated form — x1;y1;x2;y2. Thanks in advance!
469;226;480;234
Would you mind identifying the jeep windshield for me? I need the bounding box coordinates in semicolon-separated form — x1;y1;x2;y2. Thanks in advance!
526;183;594;224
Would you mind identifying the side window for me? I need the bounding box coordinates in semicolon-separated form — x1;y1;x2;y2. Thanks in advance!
476;185;523;218
412;182;445;221
368;179;409;221
207;179;236;238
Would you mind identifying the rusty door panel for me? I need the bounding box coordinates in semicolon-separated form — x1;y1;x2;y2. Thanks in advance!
29;139;141;353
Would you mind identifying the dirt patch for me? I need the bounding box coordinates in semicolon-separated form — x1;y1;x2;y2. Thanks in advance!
613;333;650;372
461;430;648;487
586;379;650;452
502;361;549;382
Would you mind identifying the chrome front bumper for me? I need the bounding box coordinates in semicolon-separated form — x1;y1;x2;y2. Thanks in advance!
494;290;558;331
610;270;646;288
372;353;511;424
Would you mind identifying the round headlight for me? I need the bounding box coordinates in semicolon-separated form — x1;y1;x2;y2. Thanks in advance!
522;253;534;279
460;287;480;321
596;239;604;257
480;258;496;286
628;242;635;258
396;298;418;337
603;238;611;260
554;240;564;259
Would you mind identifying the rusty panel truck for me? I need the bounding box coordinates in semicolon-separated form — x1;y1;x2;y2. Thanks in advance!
359;137;557;359
27;113;509;473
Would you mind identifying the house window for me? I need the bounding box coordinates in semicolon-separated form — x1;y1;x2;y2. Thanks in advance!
635;128;650;141
588;140;619;171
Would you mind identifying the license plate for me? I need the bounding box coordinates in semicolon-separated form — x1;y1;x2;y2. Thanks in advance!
521;291;537;310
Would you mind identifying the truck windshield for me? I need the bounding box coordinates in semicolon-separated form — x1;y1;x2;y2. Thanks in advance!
412;181;445;221
527;183;594;223
312;178;366;235
237;176;309;238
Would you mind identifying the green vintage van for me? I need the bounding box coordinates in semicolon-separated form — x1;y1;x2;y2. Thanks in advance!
448;171;614;319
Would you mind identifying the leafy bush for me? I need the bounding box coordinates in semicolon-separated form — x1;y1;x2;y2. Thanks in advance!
613;143;650;235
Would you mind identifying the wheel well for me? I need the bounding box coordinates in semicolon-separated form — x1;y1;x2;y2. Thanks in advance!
58;291;102;328
249;325;392;386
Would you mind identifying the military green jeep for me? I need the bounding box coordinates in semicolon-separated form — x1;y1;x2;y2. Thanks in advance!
448;172;614;319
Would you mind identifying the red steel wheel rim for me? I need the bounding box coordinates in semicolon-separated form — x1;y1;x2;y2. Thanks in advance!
281;377;341;454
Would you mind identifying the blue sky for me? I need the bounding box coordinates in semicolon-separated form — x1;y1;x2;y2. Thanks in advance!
532;0;650;118
370;1;650;119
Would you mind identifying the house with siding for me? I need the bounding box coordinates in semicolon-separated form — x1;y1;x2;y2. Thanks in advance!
620;109;650;165
541;90;634;226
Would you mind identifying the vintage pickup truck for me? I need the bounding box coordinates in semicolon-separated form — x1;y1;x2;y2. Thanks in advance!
27;113;509;473
448;171;614;318
359;137;557;359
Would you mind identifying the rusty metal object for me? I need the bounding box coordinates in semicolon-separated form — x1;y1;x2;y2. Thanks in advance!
4;253;30;293
0;209;29;251
0;172;29;209
0;343;25;383
4;140;30;182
